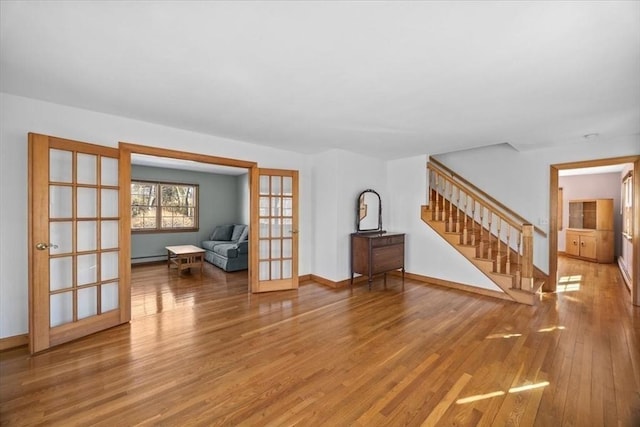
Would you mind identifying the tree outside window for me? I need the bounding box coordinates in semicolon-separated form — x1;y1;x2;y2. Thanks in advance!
131;180;198;232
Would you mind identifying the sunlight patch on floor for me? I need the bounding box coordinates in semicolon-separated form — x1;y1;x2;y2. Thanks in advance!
538;325;565;332
456;381;550;405
485;333;523;339
556;275;582;293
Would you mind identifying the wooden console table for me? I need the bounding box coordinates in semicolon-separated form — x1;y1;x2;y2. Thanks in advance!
350;232;405;290
166;245;205;275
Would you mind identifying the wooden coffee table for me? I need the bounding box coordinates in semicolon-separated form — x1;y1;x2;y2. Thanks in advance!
166;245;205;275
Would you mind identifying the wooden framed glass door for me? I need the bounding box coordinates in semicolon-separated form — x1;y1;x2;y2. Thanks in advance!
251;168;299;292
29;133;127;353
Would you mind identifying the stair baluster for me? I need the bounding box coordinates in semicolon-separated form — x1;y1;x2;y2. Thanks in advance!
455;187;461;233
505;225;511;275
486;210;493;260
516;230;522;289
470;198;476;246
495;217;502;273
423;161;545;305
462;191;469;244
447;182;452;231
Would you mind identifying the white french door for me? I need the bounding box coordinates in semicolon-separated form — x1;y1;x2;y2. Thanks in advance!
29;133;127;353
251;168;299;292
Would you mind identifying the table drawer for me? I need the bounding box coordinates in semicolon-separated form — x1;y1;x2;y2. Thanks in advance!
372;245;404;273
371;235;404;247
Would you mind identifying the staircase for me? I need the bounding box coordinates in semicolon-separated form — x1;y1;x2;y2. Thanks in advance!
422;159;546;305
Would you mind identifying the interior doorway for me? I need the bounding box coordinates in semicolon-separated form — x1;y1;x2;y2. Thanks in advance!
127;153;251;319
119;142;258;321
549;155;640;306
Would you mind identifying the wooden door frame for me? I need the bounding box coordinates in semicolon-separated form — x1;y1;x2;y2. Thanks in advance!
118;142;258;321
549;155;640;306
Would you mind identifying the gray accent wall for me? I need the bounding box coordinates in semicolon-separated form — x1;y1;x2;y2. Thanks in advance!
237;172;250;225
131;165;243;263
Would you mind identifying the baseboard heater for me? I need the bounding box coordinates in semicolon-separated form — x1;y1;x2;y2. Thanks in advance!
131;255;166;264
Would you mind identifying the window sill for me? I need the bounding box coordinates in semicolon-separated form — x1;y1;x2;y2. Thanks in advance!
132;228;199;234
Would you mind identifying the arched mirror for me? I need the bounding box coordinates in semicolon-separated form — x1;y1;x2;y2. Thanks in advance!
356;189;383;233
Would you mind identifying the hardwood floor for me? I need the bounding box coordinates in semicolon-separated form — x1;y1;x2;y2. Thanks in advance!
1;257;639;426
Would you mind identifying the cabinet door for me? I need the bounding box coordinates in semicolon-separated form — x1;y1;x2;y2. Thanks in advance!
568;202;583;228
566;232;580;256
580;235;597;260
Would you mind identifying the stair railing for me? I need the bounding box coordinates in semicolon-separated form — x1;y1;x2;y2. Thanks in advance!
427;161;535;291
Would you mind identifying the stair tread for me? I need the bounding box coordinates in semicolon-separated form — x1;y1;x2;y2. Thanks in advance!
491;271;517;279
422;202;542;306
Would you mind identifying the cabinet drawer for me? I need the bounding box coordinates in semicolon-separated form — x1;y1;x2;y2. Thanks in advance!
371;235;404;247
372;245;404;273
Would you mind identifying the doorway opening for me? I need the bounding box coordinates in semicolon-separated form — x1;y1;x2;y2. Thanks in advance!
119;142;258;321
549;155;639;306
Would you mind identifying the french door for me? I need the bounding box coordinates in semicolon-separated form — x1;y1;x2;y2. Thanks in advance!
251;168;299;292
29;133;127;353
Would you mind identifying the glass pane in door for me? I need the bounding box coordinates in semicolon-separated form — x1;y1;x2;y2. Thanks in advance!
50;257;73;291
77;188;97;217
50;222;73;255
101;157;119;186
77;287;98;319
50;292;73;327
50;186;72;218
77;221;97;252
101;282;119;312
77;154;97;185
49;149;72;183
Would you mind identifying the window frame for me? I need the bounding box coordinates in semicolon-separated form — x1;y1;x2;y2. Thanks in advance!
131;179;199;233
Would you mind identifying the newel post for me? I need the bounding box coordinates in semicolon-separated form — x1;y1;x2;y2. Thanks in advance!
521;224;534;291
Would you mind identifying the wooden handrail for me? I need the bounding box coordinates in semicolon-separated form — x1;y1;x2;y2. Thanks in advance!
432;167;525;233
428;157;547;237
427;163;537;292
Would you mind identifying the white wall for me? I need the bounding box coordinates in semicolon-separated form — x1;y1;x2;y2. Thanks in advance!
434;137;640;272
0;93;313;339
386;155;502;291
2;90;638;339
311;149;386;281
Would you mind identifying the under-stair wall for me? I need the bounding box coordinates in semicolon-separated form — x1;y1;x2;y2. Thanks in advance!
423;158;547;305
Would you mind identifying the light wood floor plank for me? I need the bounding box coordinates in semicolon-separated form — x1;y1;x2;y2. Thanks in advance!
1;257;639;426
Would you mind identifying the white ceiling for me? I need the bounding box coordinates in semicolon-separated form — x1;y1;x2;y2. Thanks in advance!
1;1;639;159
131;153;247;175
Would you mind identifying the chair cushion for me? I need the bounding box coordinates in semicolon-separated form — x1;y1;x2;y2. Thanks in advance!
212;243;238;258
201;240;226;251
209;225;234;241
230;224;247;242
237;226;249;242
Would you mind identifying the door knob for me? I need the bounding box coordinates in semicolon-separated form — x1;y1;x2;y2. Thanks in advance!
36;243;58;250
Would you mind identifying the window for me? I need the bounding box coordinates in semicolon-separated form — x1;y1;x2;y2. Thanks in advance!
131;180;198;232
622;172;633;239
